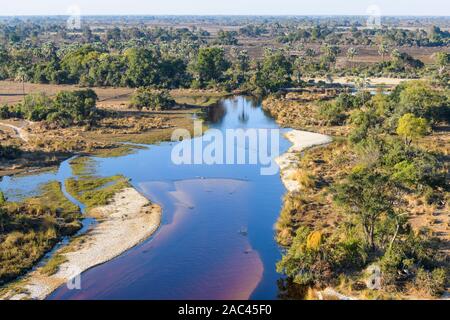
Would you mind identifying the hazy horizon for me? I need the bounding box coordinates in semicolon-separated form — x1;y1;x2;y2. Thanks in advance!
0;0;449;17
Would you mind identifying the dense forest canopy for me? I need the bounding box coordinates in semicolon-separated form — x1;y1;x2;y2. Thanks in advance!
0;16;448;94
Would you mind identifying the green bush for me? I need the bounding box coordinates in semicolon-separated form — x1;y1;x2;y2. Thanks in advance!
415;267;447;296
131;88;176;111
276;227;334;286
9;89;98;126
0;182;82;285
319;102;347;125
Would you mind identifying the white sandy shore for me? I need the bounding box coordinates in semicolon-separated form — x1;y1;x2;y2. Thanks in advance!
3;187;161;300
312;76;413;87
276;130;332;193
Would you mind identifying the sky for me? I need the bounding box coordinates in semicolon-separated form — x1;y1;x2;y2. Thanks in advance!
0;0;449;16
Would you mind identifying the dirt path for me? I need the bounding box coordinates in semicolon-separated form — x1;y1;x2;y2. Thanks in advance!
0;121;31;142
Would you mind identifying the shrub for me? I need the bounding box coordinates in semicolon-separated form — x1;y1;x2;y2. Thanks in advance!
329;230;368;270
306;231;324;251
131;88;176;111
415;267;447;297
12;89;98;126
319;102;347;125
396;113;430;145
291;170;316;189
277;227;334;286
19;93;54;121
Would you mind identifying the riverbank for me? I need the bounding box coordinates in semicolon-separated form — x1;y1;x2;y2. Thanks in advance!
269;87;449;300
0;83;231;177
276;130;332;194
1;187;161;300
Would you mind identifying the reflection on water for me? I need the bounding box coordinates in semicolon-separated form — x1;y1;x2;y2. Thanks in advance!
206;103;227;124
2;96;296;300
277;279;309;300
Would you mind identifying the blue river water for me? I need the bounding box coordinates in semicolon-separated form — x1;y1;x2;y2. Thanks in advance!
0;96;293;300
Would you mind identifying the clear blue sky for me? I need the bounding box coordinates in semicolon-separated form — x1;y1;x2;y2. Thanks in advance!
0;0;449;16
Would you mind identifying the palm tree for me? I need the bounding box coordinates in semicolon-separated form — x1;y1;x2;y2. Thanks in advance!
347;47;358;68
390;49;402;63
354;76;371;105
15;67;28;96
321;44;340;70
378;42;389;62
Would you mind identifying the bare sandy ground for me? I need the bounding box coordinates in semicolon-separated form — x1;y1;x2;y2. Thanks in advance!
312;76;414;87
276;130;332;194
2;187;161;300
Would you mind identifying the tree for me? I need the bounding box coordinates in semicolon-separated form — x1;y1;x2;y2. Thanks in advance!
157;56;190;88
106;27;122;42
82;26;94;43
396;113;430;145
15;67;28;96
390;49;401;62
123;48;159;87
230;49;250;86
378;41;389;62
192;47;230;87
19;92;54;121
334;170;397;250
435;52;449;75
52;89;98;126
0;191;6;205
347;47;358;68
354;76;371;105
321;44;340;70
60;46;100;84
217;30;239;45
255;49;292;93
397;81;444;119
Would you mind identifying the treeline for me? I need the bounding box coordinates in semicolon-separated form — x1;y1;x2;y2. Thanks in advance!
277;81;449;297
2;17;449;47
0;22;207;45
0;43;301;94
279;25;450;47
0;89;99;127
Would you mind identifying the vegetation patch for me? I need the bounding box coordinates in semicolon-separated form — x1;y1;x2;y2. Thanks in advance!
40;254;68;276
68;157;97;177
274;80;449;299
65;175;130;210
0;182;81;286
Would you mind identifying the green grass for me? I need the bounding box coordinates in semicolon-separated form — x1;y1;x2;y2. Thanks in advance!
174;95;223;107
0;181;82;286
65;175;130;210
5;181;81;221
40;254;68;276
89;144;147;158
69;157;96;176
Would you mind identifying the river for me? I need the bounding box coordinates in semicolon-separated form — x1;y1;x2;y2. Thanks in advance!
1;96;293;300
